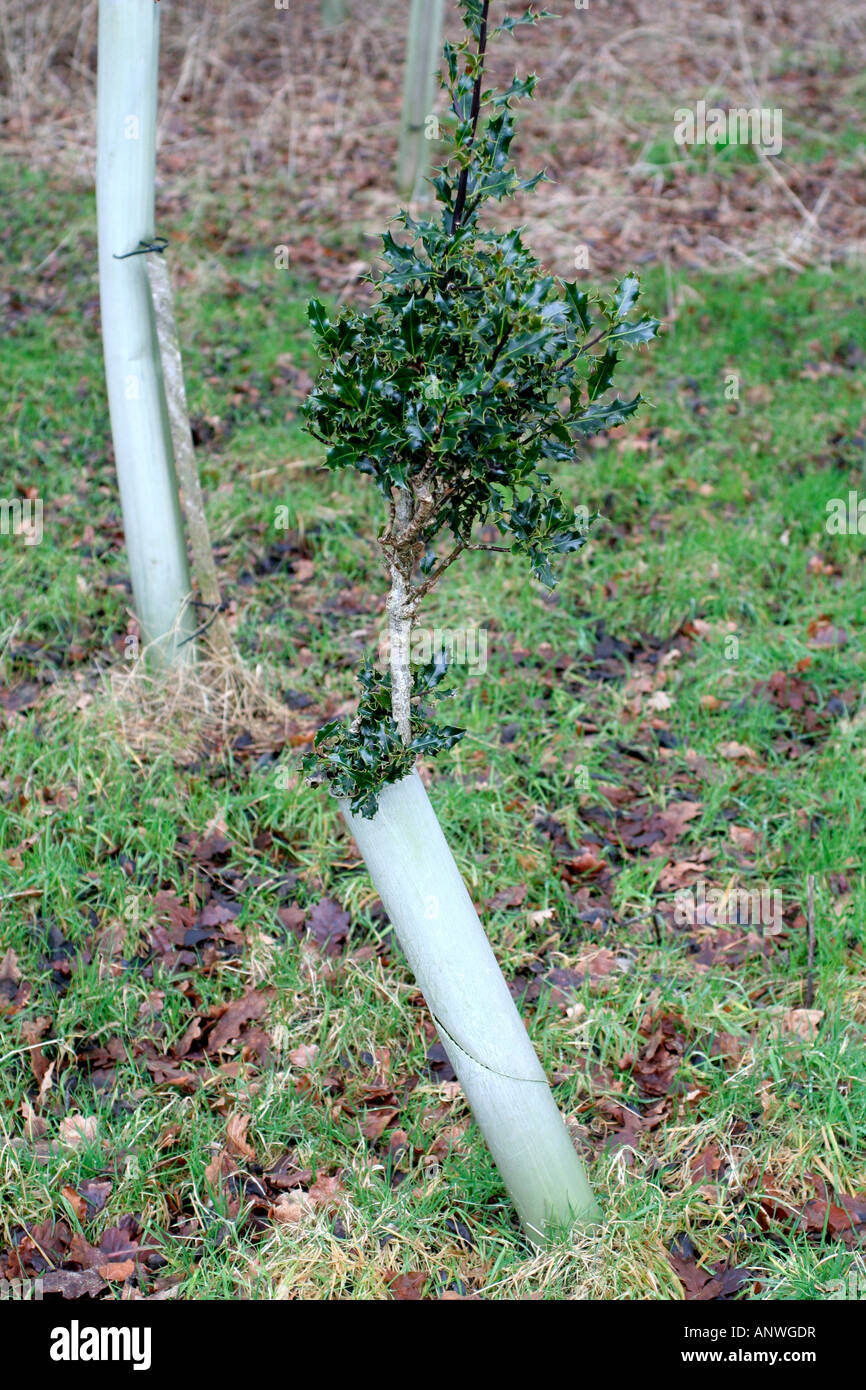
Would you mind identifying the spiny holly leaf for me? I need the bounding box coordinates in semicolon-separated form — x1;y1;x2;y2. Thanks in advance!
608;316;660;347
573;394;645;433
587;349;619;401
303;662;466;817
611;273;641;320
563;281;593;333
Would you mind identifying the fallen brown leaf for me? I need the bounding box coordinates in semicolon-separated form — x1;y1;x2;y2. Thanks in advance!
207;988;273;1053
729;824;759;854
58;1114;98;1149
771;1007;823;1042
386;1271;427;1300
719;740;760;762
97;1259;135;1282
226;1112;256;1162
807;616;847;649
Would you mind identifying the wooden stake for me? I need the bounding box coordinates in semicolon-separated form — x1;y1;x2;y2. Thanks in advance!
398;0;445;200
146;254;232;657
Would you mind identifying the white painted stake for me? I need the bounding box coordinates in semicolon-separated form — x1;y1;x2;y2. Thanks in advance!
343;771;602;1242
398;0;445;200
97;0;194;665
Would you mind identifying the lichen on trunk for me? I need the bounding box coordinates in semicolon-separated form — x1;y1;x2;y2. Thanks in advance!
386;488;416;745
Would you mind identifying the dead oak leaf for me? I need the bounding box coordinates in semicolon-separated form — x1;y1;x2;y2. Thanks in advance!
42;1269;107;1299
21;1015;52;1086
79;1179;112;1215
190;827;232;863
574;946;622;984
719;740;762;764
770;1007;824;1042
205;1149;237;1188
658;851;716;891
59;1114;98;1149
61;1186;87;1224
386;1271;428;1300
96;1220;151;1270
690;1142;725;1183
67;1233;104;1269
807;616;848;649
646;690;673;712
669;1235;753;1301
206;987;274;1053
226;1112;256;1162
272;1195;308;1224
143;1056;198;1090
277;904;306;935
152;889;196;944
528;906;555;928
198;900;239;928
307;1174;343;1210
97;1260;135;1282
729;824;759;854
287;1043;319;1068
306;898;351;955
360;1107;400;1141
20;1099;48;1140
799;1193;866;1245
173;1016;203;1059
652;799;703;844
486;883;528;911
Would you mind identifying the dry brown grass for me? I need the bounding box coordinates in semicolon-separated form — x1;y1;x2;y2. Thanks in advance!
71;634;294;767
2;0;864;280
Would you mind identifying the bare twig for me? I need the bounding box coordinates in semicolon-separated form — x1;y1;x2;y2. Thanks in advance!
412;540;467;601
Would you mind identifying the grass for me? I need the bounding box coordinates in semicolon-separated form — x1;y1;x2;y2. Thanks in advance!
1;160;865;1300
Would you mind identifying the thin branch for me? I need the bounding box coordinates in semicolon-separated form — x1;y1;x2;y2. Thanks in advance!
559;328;608;374
450;0;490;233
484;321;515;381
412;541;467;601
411;536;509;604
516;419;553;450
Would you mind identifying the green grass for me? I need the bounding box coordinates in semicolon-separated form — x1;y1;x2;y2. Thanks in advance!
1;162;865;1300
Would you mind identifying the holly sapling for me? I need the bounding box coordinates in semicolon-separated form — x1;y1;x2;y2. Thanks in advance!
302;0;658;1242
